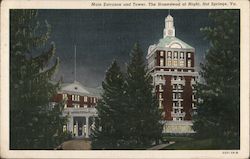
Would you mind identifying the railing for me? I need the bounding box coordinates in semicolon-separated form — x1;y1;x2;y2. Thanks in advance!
63;107;97;114
171;112;186;118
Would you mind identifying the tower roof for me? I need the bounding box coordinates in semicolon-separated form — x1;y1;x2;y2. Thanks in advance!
157;36;194;49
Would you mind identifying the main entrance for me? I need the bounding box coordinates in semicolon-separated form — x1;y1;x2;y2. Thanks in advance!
73;116;95;138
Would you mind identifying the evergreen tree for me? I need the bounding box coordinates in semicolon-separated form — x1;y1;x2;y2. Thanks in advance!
10;10;69;149
125;43;162;148
91;60;127;149
193;10;240;149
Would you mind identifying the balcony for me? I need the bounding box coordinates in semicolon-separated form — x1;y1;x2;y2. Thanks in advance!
171;79;185;85
173;106;183;109
171;112;186;118
63;107;97;115
172;89;183;92
172;98;183;102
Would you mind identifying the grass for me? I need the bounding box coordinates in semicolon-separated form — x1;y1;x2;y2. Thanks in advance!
163;138;218;150
162;134;239;150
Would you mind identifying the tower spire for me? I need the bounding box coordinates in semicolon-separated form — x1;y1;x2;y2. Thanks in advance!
163;11;175;38
74;45;77;82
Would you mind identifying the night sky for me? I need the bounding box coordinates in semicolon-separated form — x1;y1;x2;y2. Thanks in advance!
38;9;213;88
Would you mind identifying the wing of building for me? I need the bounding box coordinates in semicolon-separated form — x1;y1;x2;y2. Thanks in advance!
146;14;198;134
52;81;101;138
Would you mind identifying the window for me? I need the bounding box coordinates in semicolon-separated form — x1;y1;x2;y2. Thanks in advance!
174;51;178;59
178;84;182;89
178;93;182;99
63;125;67;132
173;60;178;66
173;93;176;99
84;96;88;102
159;101;163;109
84;104;88;108
72;95;80;101
93;98;96;103
180;52;184;59
160;58;164;66
167;60;172;66
159;93;162;99
73;104;80;108
167;51;172;58
160;51;164;56
188;52;191;58
62;94;67;100
159;84;163;91
179;60;184;67
188;60;191;67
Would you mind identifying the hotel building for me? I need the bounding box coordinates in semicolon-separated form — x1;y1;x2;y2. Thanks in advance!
52;81;99;138
146;14;198;133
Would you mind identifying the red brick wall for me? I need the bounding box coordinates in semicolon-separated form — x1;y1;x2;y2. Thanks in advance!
52;93;97;108
182;76;192;120
164;75;173;120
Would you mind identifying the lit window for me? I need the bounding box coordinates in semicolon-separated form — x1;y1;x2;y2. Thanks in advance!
159;84;163;91
180;52;184;59
167;51;172;58
167;60;172;66
188;53;191;58
84;96;88;102
178;93;182;99
159;93;162;99
160;58;164;66
173;60;178;66
159;101;163;109
173;93;176;99
160;51;164;56
72;95;74;101
84;104;88;108
74;104;80;108
63;125;67;132
93;98;96;103
179;60;184;67
174;52;178;59
62;94;67;100
188;60;191;67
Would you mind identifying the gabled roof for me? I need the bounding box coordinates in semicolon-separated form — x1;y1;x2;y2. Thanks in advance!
61;81;91;96
157;36;194;49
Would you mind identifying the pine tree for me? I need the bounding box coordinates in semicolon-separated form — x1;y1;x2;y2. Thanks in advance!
91;60;127;149
125;43;162;148
10;10;68;149
193;10;240;149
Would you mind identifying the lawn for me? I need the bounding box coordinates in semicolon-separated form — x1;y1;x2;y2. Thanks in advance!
162;135;233;150
163;138;219;150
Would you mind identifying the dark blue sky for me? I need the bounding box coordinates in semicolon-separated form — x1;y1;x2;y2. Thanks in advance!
38;9;212;88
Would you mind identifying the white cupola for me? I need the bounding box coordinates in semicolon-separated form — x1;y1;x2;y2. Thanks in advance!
163;14;175;37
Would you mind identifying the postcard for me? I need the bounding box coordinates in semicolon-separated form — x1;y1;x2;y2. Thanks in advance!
0;0;249;158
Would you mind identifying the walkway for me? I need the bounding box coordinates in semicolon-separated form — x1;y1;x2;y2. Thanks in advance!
57;138;91;150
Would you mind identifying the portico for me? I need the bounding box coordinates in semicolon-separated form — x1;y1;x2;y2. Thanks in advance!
63;107;98;138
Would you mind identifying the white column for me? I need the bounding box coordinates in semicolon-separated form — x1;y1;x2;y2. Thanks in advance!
86;116;89;138
68;116;73;135
75;120;78;136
